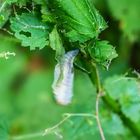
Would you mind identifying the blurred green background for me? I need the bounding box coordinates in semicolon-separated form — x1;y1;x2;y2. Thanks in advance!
0;0;140;140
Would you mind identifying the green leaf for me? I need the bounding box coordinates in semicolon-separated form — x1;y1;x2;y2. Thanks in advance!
48;0;107;43
107;0;140;42
49;26;65;61
101;112;126;137
104;75;140;122
10;13;49;50
89;40;118;68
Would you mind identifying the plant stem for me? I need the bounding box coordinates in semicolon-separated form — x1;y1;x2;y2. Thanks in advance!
82;59;106;140
90;61;102;93
90;62;106;140
96;93;106;140
82;58;102;93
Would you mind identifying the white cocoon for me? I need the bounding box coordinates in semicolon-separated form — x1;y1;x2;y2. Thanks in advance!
52;50;79;105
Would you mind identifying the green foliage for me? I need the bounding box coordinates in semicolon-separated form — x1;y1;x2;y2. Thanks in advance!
48;0;107;42
32;0;53;23
5;0;17;4
6;0;28;6
0;1;11;28
61;103;133;140
49;26;65;61
0;0;140;140
89;40;118;68
107;0;140;42
10;13;49;50
104;75;140;122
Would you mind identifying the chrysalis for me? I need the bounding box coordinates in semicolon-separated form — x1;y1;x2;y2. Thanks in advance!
52;49;79;105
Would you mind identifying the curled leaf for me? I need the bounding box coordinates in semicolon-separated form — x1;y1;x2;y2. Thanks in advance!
49;26;65;61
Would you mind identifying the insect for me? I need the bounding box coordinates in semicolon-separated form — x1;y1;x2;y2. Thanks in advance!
52;49;79;105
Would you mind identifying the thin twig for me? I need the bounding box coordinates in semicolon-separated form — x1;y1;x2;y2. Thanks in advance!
0;1;6;13
0;51;16;59
89;61;106;140
11;112;95;140
96;93;106;140
0;28;14;35
11;132;43;140
43;113;95;136
63;113;96;118
92;62;106;140
74;63;91;74
43;115;70;136
22;6;32;13
133;70;140;79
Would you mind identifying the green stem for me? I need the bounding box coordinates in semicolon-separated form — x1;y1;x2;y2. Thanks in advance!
90;61;102;93
82;58;105;140
81;58;102;93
